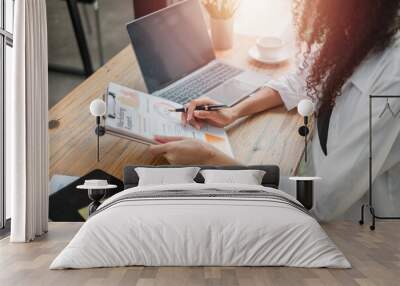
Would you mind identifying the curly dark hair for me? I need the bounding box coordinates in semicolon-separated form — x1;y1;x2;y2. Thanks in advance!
293;0;400;108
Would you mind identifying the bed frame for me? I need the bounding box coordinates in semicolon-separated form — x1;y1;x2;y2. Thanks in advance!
123;165;280;189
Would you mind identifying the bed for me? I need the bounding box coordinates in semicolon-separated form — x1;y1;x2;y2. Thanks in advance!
50;165;350;269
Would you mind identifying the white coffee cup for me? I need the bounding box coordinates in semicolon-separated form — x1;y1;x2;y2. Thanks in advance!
256;36;286;59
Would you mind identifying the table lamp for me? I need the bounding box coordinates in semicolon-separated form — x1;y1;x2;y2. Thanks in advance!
290;99;318;211
90;99;106;162
50;100;123;222
297;99;314;162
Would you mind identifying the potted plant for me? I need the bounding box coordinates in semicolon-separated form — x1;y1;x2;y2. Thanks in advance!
202;0;240;50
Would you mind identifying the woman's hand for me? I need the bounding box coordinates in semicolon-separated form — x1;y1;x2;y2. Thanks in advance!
148;135;238;165
181;97;238;129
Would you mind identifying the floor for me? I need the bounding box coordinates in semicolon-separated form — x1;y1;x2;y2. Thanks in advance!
0;222;399;286
47;0;133;108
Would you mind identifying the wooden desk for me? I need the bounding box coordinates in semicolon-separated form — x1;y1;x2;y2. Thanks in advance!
49;34;304;179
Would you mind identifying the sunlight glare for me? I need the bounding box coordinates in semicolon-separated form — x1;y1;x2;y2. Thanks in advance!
234;0;293;39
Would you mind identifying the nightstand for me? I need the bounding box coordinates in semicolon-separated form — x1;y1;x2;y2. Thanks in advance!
77;181;117;215
289;177;321;210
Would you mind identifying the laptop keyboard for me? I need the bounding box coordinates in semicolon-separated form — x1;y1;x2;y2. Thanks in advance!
157;62;242;104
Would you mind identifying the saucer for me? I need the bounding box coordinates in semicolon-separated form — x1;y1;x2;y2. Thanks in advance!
248;46;290;64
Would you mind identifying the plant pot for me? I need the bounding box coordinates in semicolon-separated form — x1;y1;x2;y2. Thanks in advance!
210;17;234;50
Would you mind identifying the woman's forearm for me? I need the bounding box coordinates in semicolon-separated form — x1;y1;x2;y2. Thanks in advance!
208;148;241;165
206;87;283;165
230;87;283;120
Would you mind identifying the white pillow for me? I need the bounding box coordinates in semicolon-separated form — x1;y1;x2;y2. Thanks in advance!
200;169;266;185
135;167;200;186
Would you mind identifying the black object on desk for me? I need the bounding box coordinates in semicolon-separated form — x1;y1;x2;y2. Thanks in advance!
290;177;321;210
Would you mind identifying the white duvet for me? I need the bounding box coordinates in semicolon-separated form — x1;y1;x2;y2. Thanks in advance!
50;183;350;269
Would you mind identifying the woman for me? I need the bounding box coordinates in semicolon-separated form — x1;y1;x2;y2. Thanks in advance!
149;0;400;221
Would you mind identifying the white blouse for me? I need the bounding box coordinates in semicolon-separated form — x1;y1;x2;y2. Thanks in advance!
265;35;400;221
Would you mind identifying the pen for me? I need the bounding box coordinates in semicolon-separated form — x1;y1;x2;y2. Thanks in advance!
168;104;229;112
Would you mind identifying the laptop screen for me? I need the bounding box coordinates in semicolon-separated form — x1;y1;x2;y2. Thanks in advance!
127;0;216;93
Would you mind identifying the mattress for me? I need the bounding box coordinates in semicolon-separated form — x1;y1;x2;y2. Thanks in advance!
50;183;350;269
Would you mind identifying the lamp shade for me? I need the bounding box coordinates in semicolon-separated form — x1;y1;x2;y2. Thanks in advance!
297;99;314;117
90;99;106;117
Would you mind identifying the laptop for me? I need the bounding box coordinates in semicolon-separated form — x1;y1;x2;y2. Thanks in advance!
126;0;270;106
